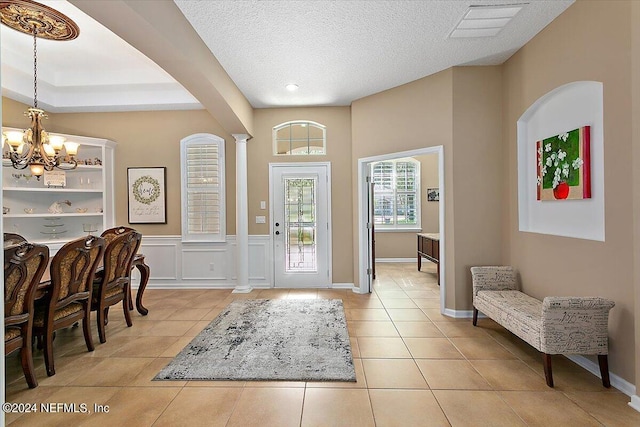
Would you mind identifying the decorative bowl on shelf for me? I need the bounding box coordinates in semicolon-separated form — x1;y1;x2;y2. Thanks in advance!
3;207;9;214
76;208;88;213
23;208;34;214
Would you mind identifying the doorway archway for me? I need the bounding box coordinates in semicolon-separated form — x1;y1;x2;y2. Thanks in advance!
357;145;445;313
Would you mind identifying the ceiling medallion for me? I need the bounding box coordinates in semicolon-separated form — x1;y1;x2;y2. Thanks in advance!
0;0;79;40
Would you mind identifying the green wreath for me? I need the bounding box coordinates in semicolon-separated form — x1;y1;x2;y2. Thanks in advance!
132;175;160;205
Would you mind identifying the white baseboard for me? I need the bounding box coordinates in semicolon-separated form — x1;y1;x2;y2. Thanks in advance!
376;258;416;263
565;355;636;397
133;282;237;290
134;282;355;291
443;309;478;318
629;395;640;413
332;282;356;290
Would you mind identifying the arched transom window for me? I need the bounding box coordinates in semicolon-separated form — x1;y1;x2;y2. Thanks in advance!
273;121;326;155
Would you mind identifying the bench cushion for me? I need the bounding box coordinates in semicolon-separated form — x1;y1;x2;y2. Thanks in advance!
475;290;542;350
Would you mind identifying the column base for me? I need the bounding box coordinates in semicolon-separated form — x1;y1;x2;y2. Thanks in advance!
232;286;253;294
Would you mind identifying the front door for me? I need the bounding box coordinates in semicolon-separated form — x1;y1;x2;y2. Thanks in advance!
270;163;331;288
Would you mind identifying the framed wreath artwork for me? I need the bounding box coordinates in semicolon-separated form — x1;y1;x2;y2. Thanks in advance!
127;167;167;224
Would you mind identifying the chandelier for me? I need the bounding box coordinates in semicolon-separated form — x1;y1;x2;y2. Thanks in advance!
0;0;80;179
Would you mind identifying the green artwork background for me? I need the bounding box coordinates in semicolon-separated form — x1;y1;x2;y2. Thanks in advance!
541;128;580;189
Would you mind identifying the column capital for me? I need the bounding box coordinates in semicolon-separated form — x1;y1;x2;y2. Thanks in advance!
232;133;250;143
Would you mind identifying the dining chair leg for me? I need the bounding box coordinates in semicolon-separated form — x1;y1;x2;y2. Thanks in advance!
44;326;55;377
82;306;95;352
97;306;107;344
21;326;38;388
123;290;133;328
128;283;134;311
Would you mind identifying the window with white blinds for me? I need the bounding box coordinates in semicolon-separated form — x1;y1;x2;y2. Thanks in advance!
180;134;226;242
371;157;420;230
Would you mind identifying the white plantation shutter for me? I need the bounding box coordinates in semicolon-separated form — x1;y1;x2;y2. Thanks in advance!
371;158;420;229
181;134;226;242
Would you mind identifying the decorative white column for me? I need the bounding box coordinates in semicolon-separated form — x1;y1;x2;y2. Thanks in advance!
232;134;252;293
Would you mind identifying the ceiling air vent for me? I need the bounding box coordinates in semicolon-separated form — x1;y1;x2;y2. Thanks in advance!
450;3;527;38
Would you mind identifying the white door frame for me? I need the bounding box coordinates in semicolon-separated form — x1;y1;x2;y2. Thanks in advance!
269;162;333;288
357;146;445;313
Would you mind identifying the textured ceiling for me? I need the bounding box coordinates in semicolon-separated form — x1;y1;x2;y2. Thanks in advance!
175;0;574;108
1;0;574;112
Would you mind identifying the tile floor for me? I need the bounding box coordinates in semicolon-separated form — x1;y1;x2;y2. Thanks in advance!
4;262;640;426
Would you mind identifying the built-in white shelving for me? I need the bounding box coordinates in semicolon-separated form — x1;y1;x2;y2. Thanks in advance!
2;127;116;251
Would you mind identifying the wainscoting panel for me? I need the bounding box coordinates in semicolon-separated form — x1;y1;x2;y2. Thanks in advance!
181;247;229;280
137;235;272;288
249;236;271;282
139;238;179;280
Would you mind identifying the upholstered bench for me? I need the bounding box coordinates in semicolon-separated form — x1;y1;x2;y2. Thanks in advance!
470;266;615;388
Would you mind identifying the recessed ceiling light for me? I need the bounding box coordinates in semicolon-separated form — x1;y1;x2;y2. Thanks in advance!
286;84;299;91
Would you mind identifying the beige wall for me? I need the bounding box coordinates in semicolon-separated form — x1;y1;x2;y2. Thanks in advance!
351;69;453;294
374;153;439;259
351;66;503;310
2;97;235;237
502;0;635;382
450;66;504;309
633;0;640;399
250;107;353;283
420;154;440;234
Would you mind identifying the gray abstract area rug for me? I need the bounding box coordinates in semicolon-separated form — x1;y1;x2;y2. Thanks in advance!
154;299;356;382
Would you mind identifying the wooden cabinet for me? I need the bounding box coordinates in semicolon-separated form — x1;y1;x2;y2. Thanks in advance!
417;233;440;285
2;128;115;252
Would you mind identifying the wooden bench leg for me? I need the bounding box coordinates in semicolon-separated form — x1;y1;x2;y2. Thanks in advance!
542;353;554;387
598;355;611;388
472;308;478;326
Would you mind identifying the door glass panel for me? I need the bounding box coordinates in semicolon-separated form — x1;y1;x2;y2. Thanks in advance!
284;177;317;272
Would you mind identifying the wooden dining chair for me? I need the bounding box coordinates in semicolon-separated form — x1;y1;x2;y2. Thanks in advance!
5;242;49;388
4;232;27;247
91;230;141;343
101;226;137;244
33;235;105;376
100;226;148;314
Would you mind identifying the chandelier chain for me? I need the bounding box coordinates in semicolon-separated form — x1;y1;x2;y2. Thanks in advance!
1;0;81;178
32;25;38;108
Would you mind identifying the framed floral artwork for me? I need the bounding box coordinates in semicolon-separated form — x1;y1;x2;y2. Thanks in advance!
127;167;167;223
536;126;591;201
